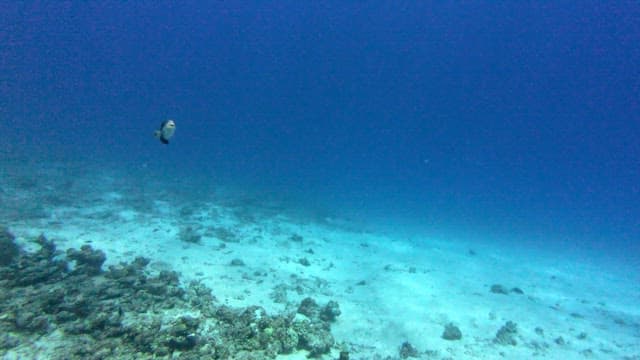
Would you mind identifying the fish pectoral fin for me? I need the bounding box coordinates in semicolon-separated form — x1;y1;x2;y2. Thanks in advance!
154;130;161;138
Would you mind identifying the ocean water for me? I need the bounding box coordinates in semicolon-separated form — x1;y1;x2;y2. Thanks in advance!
1;2;639;359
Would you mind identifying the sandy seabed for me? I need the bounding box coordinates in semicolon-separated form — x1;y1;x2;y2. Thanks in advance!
1;161;638;359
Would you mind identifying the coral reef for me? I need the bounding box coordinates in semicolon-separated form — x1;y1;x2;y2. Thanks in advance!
0;232;340;359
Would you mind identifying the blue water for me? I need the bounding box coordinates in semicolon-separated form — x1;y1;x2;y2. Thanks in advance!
2;2;639;263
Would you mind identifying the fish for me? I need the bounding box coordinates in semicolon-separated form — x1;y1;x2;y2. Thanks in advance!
154;120;176;144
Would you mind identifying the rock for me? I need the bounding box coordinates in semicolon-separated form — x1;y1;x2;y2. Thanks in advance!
511;287;524;294
0;227;19;266
270;284;288;304
319;300;341;322
166;315;200;350
133;256;150;268
0;332;20;349
399;341;419;358
298;297;320;318
213;227;237;243
494;321;518;345
34;234;57;259
298;257;311;266
179;226;202;244
276;325;300;354
442;322;462;340
294;319;334;357
1;234;67;286
230;258;245;266
158;270;180;285
145;279;168;295
490;284;509;295
67;245;106;275
14;311;49;333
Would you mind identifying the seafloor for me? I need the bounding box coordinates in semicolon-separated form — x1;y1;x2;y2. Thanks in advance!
0;159;638;360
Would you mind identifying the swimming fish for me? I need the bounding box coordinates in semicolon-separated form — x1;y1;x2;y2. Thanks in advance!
154;120;176;144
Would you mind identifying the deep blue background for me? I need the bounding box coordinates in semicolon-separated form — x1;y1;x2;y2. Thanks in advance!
1;2;639;261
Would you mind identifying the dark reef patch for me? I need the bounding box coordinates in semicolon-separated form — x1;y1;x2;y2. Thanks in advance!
442;322;462;341
399;341;419;358
0;227;19;266
0;231;339;359
494;321;519;346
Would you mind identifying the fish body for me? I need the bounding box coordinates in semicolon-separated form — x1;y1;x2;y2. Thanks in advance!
154;120;176;144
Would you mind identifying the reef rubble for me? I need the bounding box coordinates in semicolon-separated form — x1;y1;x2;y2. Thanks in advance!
0;227;340;359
